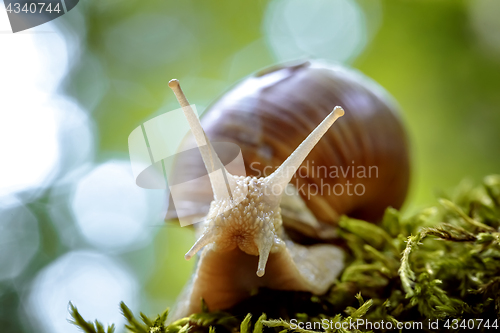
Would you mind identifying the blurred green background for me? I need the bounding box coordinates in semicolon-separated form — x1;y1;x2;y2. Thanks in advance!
1;0;500;332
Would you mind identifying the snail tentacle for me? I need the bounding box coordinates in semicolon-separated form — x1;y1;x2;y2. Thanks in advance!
267;106;345;195
184;226;217;260
168;79;236;200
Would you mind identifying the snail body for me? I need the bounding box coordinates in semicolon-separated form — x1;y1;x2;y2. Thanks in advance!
167;61;410;318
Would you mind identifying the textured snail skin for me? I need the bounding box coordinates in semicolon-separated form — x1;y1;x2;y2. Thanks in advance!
168;61;411;319
173;174;345;318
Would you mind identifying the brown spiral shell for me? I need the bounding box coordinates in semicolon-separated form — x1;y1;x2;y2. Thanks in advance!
169;60;410;230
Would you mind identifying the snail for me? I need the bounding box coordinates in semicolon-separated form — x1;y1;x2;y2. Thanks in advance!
165;61;410;319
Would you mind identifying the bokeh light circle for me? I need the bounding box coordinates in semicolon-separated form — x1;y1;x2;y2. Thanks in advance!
0;201;39;281
468;0;500;57
71;160;164;252
264;0;368;64
0;13;70;198
27;250;138;333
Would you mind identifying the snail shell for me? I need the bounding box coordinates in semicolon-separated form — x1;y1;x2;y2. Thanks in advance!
167;61;410;318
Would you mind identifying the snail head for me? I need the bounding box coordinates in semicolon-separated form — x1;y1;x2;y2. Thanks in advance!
168;79;344;277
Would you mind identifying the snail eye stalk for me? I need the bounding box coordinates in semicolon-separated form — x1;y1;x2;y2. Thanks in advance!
265;106;345;196
168;79;236;201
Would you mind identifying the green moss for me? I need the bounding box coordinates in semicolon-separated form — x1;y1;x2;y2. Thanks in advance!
70;175;500;332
